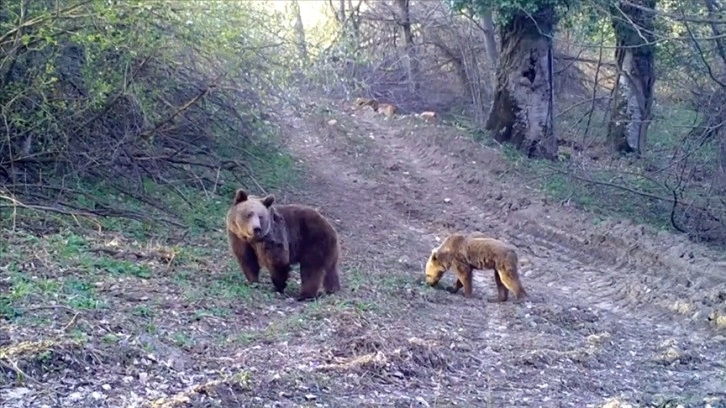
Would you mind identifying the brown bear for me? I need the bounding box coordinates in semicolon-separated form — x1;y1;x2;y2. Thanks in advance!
424;232;527;302
225;189;342;301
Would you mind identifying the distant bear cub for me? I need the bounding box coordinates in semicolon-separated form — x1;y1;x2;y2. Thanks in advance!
225;189;342;301
425;232;527;302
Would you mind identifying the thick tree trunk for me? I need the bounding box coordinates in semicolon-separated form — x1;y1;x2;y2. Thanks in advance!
485;6;557;159
607;0;656;156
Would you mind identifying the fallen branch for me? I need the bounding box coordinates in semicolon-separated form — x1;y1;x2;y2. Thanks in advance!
543;165;721;221
0;192;187;228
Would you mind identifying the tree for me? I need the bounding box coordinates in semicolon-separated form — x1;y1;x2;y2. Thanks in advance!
453;0;561;159
290;0;309;65
394;0;418;93
607;0;657;156
479;10;499;83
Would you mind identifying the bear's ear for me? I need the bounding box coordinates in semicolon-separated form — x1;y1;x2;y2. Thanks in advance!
233;189;248;205
261;194;275;208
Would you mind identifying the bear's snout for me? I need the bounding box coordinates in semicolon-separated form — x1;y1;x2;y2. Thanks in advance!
253;226;262;234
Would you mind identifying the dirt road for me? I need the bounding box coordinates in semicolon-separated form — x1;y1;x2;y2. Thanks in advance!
4;96;726;408
277;98;726;407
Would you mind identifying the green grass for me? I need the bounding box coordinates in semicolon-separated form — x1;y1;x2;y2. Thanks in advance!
0;121;299;240
0;120;301;325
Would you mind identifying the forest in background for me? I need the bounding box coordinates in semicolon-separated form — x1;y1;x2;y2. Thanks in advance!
1;0;725;246
3;2;726;406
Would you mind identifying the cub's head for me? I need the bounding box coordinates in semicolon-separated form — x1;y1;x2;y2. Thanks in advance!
424;246;449;286
227;188;275;242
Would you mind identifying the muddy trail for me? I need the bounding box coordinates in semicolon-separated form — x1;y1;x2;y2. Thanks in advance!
277;98;726;407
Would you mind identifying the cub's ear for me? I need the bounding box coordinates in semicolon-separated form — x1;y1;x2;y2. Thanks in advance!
430;249;438;261
261;194;275;208
233;189;248;205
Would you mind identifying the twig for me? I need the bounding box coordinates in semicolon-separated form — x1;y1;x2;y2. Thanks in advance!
25;305;77;313
0;194;97;218
62;313;80;332
670;187;687;233
0;358;41;385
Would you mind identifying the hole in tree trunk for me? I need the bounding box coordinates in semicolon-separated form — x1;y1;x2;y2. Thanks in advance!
522;67;536;84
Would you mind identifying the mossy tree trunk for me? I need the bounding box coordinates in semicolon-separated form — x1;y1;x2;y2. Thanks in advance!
485;5;557;160
607;0;656;156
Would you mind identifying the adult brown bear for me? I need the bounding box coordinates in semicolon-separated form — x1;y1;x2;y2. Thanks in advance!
424;232;527;302
225;189;342;301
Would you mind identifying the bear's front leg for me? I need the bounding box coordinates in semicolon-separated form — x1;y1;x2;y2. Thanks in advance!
228;231;260;283
270;265;291;294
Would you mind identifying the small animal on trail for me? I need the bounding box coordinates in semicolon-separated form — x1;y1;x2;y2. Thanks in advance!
424;232;527;302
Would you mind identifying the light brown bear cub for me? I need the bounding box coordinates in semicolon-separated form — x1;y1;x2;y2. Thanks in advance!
225;189;342;301
425;232;527;302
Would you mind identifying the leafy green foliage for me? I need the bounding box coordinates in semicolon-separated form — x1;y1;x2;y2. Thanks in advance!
0;0;300;234
450;0;566;26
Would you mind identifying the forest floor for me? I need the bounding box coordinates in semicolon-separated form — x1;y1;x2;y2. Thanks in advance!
2;95;726;408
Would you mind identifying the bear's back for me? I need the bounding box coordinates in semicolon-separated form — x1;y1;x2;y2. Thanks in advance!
274;204;338;263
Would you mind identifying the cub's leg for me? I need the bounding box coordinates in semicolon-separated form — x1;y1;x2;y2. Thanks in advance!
447;279;463;294
497;263;528;300
488;270;509;303
297;264;324;302
228;231;260;283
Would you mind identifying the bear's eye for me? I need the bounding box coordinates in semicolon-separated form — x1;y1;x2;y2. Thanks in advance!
245;212;253;219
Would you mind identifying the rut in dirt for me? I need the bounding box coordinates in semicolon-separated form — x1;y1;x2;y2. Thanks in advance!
278;104;726;405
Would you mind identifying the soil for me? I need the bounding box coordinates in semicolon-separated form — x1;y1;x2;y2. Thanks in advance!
274;97;726;407
2;95;726;408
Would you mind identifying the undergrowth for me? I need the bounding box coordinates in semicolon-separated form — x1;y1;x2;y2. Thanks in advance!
459;102;726;247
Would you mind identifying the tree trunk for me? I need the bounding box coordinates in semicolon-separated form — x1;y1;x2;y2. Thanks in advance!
395;0;418;93
607;0;656;156
480;10;498;84
338;0;346;26
485;5;557;159
291;0;308;66
347;0;362;39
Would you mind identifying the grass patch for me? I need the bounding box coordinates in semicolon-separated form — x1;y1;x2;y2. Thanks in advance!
0;122;299;242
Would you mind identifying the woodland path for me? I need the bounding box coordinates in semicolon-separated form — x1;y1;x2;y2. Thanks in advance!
276;97;726;407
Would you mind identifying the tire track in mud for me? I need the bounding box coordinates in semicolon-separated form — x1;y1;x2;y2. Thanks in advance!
279;110;726;406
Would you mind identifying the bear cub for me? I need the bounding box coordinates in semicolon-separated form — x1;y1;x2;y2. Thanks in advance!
226;189;342;301
425;232;527;302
